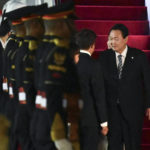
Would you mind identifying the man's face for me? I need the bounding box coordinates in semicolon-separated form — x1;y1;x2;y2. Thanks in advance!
109;29;128;53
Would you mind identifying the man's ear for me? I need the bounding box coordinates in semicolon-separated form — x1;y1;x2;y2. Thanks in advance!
124;36;128;44
90;43;95;49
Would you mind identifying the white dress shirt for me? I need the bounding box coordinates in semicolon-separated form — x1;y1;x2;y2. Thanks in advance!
80;49;91;56
80;49;108;127
115;46;128;67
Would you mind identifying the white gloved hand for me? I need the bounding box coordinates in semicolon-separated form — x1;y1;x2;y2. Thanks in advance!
54;138;73;150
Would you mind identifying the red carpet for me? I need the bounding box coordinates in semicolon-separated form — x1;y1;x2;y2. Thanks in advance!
143;116;150;128
75;6;147;20
142;129;150;144
75;0;150;149
75;20;149;35
74;0;145;6
141;144;150;150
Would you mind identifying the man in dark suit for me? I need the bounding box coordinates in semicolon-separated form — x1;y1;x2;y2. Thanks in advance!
99;24;150;150
75;29;108;150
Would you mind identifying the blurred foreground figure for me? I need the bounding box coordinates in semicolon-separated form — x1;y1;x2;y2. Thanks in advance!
0;16;11;150
31;1;80;150
0;14;11;114
12;4;46;150
4;2;27;149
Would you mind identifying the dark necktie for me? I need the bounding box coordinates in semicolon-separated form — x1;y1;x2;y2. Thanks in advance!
118;55;122;79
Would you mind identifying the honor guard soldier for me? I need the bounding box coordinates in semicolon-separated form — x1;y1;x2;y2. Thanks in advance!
11;4;47;150
32;1;80;150
0;15;11;115
0;14;11;150
30;35;59;150
4;2;27;149
3;1;26;124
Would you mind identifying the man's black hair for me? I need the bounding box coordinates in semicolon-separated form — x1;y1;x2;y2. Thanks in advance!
75;29;97;50
109;24;129;38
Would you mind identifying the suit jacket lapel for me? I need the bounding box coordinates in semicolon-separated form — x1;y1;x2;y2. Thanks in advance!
109;50;118;79
121;47;134;79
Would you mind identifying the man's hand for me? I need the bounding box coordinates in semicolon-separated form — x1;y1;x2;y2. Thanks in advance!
146;108;150;120
101;126;108;136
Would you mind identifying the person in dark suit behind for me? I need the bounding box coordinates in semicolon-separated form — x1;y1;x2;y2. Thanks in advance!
99;24;150;150
75;29;108;150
